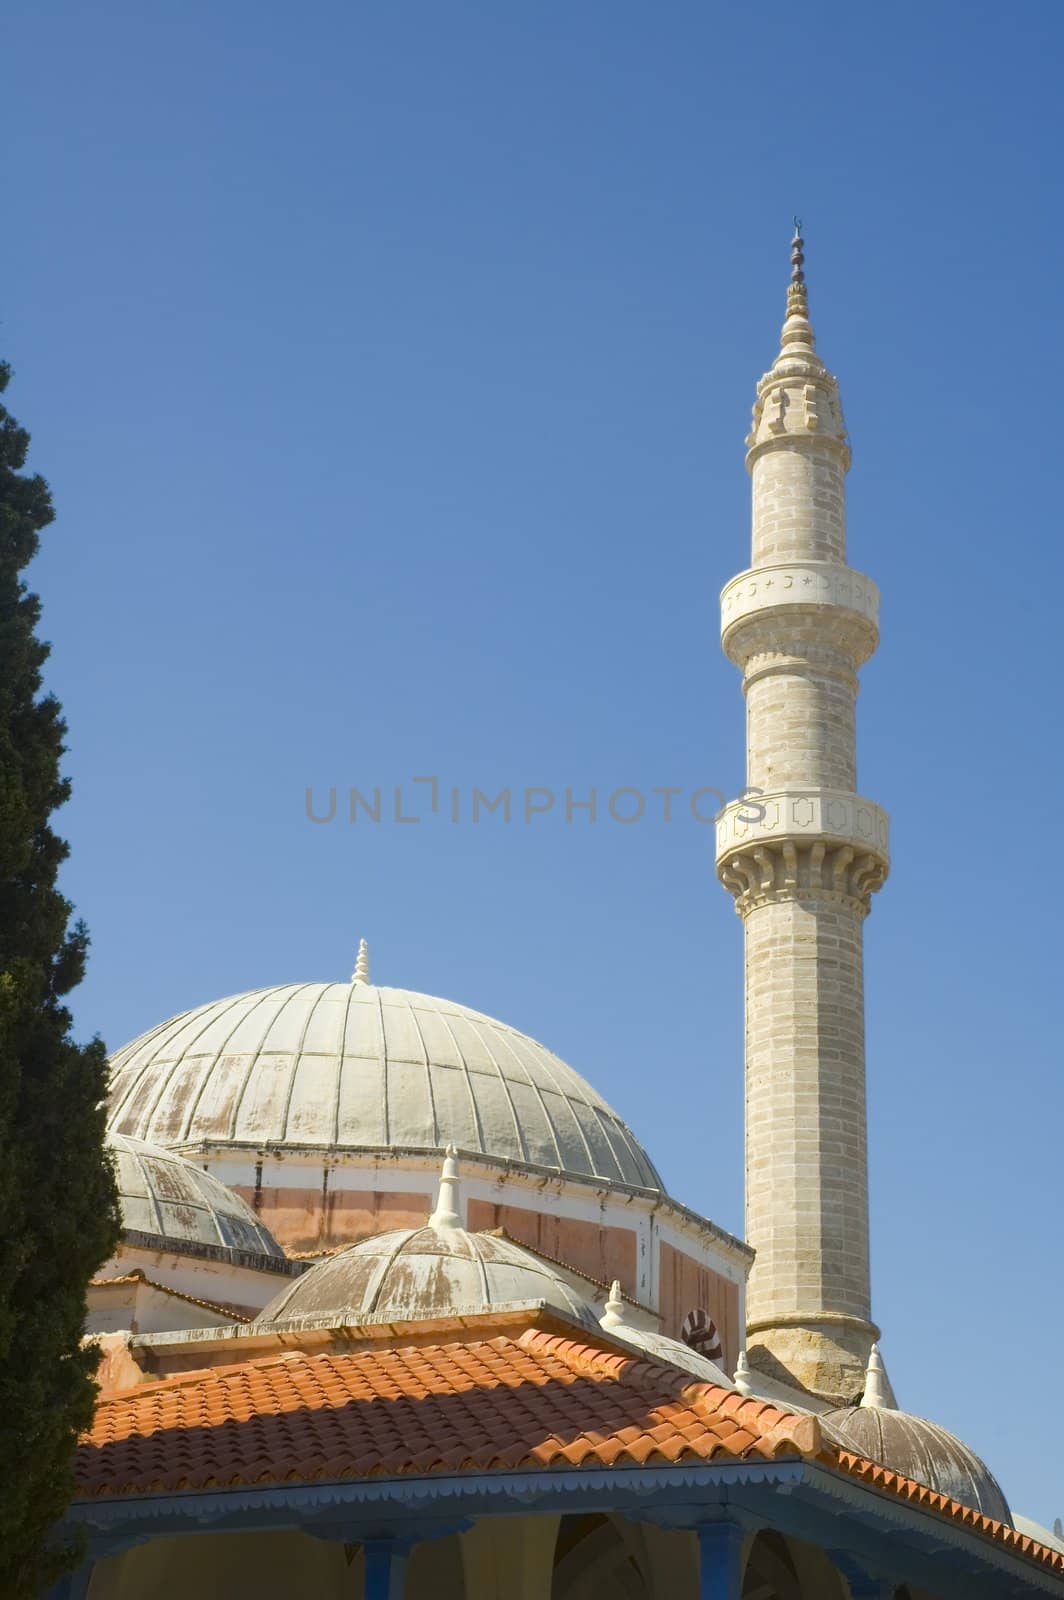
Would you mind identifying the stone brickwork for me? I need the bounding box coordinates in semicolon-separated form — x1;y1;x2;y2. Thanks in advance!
751;447;848;566
716;232;888;1402
745;648;857;791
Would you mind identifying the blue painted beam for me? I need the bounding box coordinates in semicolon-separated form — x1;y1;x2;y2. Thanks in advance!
56;1463;1062;1598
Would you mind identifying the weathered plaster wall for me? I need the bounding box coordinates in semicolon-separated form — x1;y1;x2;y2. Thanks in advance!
201;1148;750;1333
236;1181;429;1253
657;1240;741;1363
465;1198;637;1296
87;1529;353;1599
97;1241;292;1319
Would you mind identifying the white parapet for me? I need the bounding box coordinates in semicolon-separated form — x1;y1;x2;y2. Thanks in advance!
715;787;890;867
721;561;879;654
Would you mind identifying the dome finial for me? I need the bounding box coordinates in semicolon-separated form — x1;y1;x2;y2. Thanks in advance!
600;1279;626;1330
860;1342;895;1410
734;1349;753;1396
351;938;371;986
427;1143;462;1230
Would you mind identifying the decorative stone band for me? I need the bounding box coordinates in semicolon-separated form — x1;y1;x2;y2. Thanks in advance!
746;1309;882;1349
721;562;879;666
745;1309;882;1339
715;788;890;916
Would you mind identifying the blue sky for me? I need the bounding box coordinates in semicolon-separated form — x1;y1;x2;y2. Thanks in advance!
6;0;1062;1526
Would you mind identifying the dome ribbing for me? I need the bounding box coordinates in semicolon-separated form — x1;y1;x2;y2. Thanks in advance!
820;1403;1012;1526
109;1131;284;1261
107;982;661;1190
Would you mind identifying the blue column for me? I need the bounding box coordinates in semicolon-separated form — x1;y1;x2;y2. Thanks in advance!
845;1578;894;1599
697;1521;745;1600
363;1538;409;1600
831;1552;895;1598
43;1564;94;1600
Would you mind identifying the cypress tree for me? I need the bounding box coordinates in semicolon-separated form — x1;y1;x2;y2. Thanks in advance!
0;361;120;1597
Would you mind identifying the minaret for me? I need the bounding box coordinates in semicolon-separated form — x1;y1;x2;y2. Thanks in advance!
716;225;890;1402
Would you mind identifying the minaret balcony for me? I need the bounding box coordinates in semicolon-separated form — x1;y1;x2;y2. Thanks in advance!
721;562;879;669
715;787;890;914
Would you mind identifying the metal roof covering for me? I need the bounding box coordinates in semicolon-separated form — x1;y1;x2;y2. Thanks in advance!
109;1131;284;1261
820;1403;1013;1527
106;982;662;1190
598;1282;733;1388
255;1223;599;1329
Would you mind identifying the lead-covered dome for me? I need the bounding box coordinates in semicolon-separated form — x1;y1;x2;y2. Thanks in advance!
109;1131;284;1261
257;1151;597;1328
820;1404;1012;1526
818;1349;1012;1526
599;1282;733;1388
257;1224;597;1329
107;978;661;1190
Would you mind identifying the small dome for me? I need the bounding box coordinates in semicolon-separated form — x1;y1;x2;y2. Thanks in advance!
257;1225;597;1328
106;978;660;1191
256;1150;595;1328
599;1282;733;1388
820;1404;1012;1526
109;1131;284;1261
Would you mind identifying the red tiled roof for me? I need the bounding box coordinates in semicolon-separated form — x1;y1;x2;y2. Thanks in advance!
79;1328;821;1497
77;1329;1064;1577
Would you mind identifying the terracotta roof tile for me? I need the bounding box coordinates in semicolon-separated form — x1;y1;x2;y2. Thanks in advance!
75;1328;1064;1577
78;1329;802;1500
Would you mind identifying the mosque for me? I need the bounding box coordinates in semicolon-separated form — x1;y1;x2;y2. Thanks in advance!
50;232;1064;1598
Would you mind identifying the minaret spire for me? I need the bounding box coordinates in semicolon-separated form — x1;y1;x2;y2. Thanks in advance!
716;224;890;1402
788;218;807;315
777;219;822;362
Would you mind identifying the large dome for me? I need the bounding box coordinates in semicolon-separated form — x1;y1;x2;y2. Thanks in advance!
107;979;661;1190
109;1131;284;1261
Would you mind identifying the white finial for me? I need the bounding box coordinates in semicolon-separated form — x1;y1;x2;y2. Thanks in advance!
427;1144;462;1230
860;1343;893;1410
734;1350;753;1396
600;1280;626;1330
351;938;371;986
